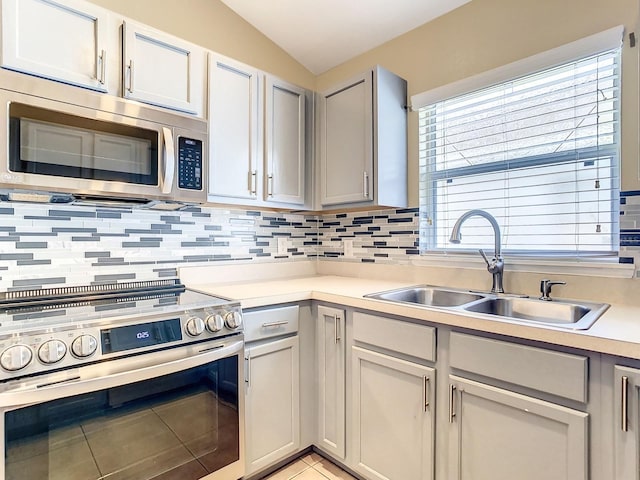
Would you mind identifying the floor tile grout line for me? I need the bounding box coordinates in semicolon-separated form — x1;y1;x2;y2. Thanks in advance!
311;463;334;479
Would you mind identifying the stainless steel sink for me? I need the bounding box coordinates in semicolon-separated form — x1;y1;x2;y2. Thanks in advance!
365;285;609;330
365;285;486;307
463;296;608;329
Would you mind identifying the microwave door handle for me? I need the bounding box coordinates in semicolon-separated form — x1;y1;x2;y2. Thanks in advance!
0;338;243;409
161;127;176;194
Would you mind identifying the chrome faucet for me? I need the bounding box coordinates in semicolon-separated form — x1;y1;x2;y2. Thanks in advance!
449;209;504;294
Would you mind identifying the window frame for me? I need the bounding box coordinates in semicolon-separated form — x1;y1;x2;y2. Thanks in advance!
418;48;621;258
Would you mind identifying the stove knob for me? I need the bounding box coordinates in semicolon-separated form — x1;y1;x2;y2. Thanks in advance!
224;311;243;329
71;335;98;358
0;345;33;371
38;339;67;364
186;316;205;336
205;314;224;332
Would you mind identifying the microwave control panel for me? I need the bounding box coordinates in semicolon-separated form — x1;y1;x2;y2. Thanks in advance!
177;137;203;190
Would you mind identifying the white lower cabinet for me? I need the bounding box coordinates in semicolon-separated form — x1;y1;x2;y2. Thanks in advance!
244;336;300;475
316;305;346;459
614;365;640;480
448;375;588;480
352;346;435;480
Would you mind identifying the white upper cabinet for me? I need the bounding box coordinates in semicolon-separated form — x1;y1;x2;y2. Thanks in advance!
319;67;407;207
320;71;372;206
265;76;307;205
319;66;407;209
122;20;206;115
208;54;310;207
1;0;110;92
1;0;206;116
208;53;261;201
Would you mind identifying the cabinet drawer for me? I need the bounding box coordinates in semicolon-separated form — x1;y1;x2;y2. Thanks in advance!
353;312;436;362
244;305;299;342
450;331;588;403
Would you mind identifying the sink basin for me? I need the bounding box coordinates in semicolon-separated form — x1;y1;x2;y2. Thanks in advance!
365;286;485;307
463;296;609;330
365;285;609;330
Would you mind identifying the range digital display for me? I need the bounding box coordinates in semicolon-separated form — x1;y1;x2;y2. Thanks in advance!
101;318;182;354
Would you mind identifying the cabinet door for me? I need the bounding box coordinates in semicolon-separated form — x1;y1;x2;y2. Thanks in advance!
614;365;640;480
1;0;109;91
245;336;300;475
320;72;373;206
352;347;435;480
208;54;260;201
317;305;346;459
122;20;205;115
448;375;588;480
265;76;306;205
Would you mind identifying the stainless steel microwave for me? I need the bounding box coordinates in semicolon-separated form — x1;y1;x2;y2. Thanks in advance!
0;70;207;203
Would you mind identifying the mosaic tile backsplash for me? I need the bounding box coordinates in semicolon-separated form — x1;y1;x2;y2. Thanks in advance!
2;193;637;293
317;208;419;264
0;203;320;292
620;190;640;271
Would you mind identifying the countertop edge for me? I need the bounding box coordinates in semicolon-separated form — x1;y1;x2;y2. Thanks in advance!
189;275;640;360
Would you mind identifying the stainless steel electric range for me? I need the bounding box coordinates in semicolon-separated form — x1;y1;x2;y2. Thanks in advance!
0;279;245;480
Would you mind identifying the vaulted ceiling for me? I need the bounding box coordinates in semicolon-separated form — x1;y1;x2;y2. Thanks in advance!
219;0;471;74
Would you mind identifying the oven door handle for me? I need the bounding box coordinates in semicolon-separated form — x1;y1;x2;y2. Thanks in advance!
0;338;243;409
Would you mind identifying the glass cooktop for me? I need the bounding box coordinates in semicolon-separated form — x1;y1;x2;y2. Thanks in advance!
0;282;234;335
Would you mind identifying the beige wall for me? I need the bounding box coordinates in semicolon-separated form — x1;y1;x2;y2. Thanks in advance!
317;0;640;206
87;0;315;89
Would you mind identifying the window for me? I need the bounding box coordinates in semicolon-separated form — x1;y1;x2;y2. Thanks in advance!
418;47;620;257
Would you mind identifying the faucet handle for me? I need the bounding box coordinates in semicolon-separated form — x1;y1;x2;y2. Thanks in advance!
539;279;566;301
479;249;491;267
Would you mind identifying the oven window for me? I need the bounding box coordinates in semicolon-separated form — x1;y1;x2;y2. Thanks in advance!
4;356;239;480
9;103;159;186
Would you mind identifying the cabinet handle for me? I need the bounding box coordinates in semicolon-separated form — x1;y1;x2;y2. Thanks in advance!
622;375;629;432
267;174;274;197
248;170;257;195
449;384;457;423
244;355;250;386
334;315;341;343
423;376;430;411
98;49;106;84
363;171;370;199
262;320;288;328
127;59;134;93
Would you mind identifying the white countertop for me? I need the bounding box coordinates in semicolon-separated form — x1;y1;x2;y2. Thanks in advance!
188;273;640;360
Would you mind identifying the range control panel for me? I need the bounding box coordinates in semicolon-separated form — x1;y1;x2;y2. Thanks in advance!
177;137;203;190
0;304;242;381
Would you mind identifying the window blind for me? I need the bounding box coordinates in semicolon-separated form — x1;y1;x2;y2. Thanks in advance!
418;48;620;256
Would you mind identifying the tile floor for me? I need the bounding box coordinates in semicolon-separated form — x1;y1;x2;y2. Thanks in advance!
264;452;358;480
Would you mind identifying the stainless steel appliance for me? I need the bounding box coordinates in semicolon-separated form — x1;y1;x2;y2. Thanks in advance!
0;280;244;480
0;69;207;203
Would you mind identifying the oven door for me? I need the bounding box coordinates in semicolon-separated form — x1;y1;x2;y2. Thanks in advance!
0;336;244;480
